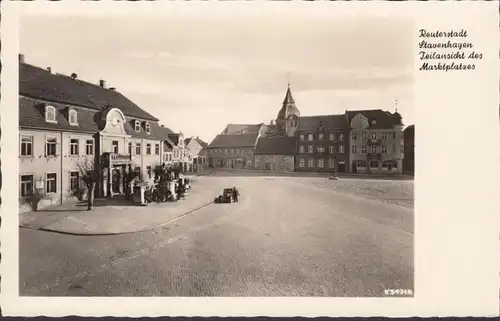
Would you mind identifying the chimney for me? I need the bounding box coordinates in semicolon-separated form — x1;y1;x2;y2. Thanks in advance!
18;54;25;63
109;87;116;91
99;80;106;88
71;73;78;79
161;125;164;128
197;136;199;139
47;67;52;73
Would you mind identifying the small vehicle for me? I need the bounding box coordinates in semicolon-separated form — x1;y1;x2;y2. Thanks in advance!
214;188;238;204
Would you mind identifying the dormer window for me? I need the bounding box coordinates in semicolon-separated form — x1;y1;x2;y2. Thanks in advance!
372;120;377;125
68;109;78;126
134;120;141;132
145;122;151;134
45;105;57;123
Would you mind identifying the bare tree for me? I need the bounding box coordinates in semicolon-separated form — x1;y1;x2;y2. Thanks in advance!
76;158;99;211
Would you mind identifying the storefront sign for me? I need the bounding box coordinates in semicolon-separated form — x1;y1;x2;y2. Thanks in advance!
367;153;381;159
102;152;132;166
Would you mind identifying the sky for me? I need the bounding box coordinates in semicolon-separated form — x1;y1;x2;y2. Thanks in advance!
20;15;414;143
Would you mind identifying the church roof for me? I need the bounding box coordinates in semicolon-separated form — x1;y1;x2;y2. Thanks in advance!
208;133;259;148
282;86;295;105
254;136;297;155
277;85;300;120
222;123;264;135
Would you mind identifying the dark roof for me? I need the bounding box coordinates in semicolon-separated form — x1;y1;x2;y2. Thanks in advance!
297;114;349;131
167;133;180;145
282;86;295;105
254;136;296;155
20;96;174;140
277;85;300;120
222;123;263;135
208;133;259;148
346;109;402;128
20;62;158;121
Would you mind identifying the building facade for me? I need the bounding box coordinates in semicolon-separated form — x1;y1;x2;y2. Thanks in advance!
207;133;259;169
403;124;414;174
254;136;296;172
347;110;404;174
19;56;176;211
185;137;208;172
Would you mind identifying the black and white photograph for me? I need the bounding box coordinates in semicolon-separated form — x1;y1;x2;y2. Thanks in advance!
1;0;499;317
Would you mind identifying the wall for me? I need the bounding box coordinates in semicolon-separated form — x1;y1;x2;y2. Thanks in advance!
208;147;254;169
254;155;294;172
296;130;349;173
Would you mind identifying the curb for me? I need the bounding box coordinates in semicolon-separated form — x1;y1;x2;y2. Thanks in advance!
19;201;215;237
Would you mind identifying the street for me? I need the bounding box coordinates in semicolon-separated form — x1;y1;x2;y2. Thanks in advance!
20;175;414;297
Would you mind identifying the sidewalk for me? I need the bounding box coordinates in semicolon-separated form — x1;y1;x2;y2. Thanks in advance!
19;178;224;236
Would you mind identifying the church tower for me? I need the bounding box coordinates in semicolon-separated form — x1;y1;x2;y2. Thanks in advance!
276;84;300;137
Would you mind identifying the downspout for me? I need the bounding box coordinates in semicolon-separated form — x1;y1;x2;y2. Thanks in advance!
141;138;144;179
60;131;64;205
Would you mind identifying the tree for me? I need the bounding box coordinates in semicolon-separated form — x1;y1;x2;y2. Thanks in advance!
77;158;99;211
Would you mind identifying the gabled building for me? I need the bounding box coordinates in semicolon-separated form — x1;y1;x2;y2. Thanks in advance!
296;115;350;173
221;123;267;136
254;136;296;172
18;54;175;211
207;133;259;169
347;109;404;174
185;136;208;172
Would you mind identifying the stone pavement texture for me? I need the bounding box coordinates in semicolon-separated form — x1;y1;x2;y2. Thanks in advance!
19;177;228;235
20;176;414;296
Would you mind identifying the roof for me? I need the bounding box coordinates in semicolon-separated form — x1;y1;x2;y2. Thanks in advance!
167;133;180;145
208;133;259;148
277;85;300;120
297;114;349;131
254;136;296;155
20;62;158;121
185;137;208;149
19;95;175;140
222;123;264;135
346;109;402;128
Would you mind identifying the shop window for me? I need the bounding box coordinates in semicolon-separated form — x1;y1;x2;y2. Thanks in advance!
46;173;57;194
70;171;79;191
20;174;34;197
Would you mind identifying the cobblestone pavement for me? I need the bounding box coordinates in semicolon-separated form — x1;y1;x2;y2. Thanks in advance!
20;176;414;296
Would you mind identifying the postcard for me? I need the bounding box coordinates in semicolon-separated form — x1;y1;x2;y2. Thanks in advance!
0;0;499;317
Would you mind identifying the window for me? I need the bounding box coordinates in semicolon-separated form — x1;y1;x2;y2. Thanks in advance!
362;132;367;140
393;132;396;139
352;145;357;154
318;133;324;140
299;145;305;153
382;132;388;140
155;144;160;155
86;140;94;155
45;137;57;156
146;143;151;155
300;134;305;141
308;158;314;168
70;171;79;191
20;135;33;156
329;133;335;141
308;134;313;141
45;106;57;123
46;173;57;194
134;120;141;132
339;133;344;141
70;138;79;156
370;161;379;168
329;158;335;169
147;166;152;178
371;146;377;154
112;140;119;153
69;110;78;126
371;132;377;140
361;146;367;154
329;145;335;154
20;175;34;197
317;145;325;153
308;145;313;153
318;159;324;168
279;163;285;170
128;142;132;155
339;145;344;154
351;132;356;140
136;143;141;155
145;122;151;134
299;158;305;167
382;145;387;154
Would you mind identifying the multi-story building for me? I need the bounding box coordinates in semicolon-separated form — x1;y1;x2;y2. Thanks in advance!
254;136;296;172
185;136;208;172
18;55;176;211
163;132;193;172
207;133;259;169
403;124;415;175
295;115;350;173
347;109;404;174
